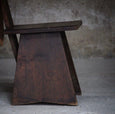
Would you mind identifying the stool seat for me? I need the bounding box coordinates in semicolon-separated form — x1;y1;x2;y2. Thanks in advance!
4;21;82;34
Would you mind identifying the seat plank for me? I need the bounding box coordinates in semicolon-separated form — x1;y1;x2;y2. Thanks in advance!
4;20;82;34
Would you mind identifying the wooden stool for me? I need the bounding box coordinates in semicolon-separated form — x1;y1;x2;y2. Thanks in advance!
1;0;82;105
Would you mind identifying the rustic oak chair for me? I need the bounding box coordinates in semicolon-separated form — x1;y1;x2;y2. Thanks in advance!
0;0;82;105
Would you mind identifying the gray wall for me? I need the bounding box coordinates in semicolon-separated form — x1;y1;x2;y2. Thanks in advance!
0;0;114;58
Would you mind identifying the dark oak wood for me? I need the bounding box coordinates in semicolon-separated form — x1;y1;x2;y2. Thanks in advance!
61;32;81;95
0;0;18;60
1;0;82;105
13;32;77;105
4;21;82;34
0;0;4;45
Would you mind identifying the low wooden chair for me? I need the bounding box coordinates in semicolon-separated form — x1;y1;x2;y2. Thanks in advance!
0;0;82;105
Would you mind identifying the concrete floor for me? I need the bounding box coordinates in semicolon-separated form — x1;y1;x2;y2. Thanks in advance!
0;58;115;114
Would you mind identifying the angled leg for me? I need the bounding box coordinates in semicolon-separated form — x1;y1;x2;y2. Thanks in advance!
0;0;18;60
61;32;81;95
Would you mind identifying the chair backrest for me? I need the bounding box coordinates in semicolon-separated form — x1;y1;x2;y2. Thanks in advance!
0;0;18;60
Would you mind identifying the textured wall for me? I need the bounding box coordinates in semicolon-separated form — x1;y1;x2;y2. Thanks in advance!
0;0;114;58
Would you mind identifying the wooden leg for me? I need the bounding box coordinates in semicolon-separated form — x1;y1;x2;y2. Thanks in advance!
0;0;18;60
61;32;81;95
0;0;4;46
13;32;77;105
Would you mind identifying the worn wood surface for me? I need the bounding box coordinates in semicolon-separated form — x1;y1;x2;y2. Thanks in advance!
13;32;77;105
4;21;82;34
0;0;4;45
0;0;18;60
1;0;81;105
61;32;81;95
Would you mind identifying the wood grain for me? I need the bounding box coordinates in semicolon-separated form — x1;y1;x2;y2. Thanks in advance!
13;32;77;105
